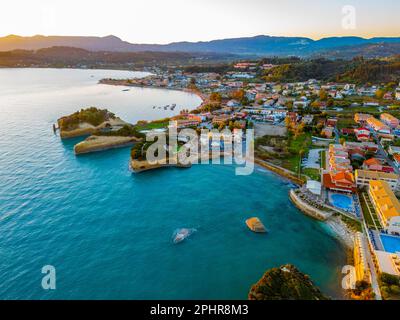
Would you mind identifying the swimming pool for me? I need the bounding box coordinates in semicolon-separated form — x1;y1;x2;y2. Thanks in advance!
329;193;354;212
380;234;400;253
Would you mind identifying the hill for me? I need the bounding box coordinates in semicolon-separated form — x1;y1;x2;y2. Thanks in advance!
1;34;400;57
315;43;400;60
0;46;236;68
265;56;400;83
248;264;329;300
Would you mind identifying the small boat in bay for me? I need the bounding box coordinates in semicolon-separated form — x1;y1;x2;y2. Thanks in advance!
172;228;196;244
246;217;267;233
122;89;130;92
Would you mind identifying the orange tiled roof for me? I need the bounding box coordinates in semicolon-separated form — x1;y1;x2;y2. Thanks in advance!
369;180;400;222
394;154;400;163
364;158;381;166
332;171;354;184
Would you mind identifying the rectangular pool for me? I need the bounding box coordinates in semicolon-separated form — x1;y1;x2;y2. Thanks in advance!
328;192;355;213
380;234;400;253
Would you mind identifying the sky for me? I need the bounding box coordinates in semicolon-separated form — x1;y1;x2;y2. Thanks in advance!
0;0;399;44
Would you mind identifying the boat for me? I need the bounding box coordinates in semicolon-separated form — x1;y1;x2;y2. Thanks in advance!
246;217;267;233
122;89;130;92
172;228;196;244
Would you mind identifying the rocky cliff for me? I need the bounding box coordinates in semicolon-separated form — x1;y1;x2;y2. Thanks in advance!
248;264;329;300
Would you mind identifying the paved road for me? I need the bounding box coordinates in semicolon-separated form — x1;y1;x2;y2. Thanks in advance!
371;130;399;174
334;127;340;144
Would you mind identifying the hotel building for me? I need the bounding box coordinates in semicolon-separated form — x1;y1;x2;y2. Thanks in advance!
368;180;400;230
355;170;399;191
381;113;400;128
374;251;400;277
322;144;356;193
354;113;372;125
366;117;391;134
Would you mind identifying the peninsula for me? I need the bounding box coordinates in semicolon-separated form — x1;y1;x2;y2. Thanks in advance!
59;53;400;300
248;264;329;300
57;107;144;154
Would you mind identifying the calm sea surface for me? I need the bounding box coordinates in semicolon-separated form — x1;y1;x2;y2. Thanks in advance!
0;68;346;299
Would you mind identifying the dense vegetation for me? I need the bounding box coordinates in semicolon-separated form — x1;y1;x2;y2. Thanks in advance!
58;107;115;130
0;46;237;69
183;64;232;74
264;56;400;83
130;141;148;161
259;56;302;65
315;43;400;60
337;57;400;83
265;58;351;82
379;273;400;300
94;124;145;139
248;264;329;300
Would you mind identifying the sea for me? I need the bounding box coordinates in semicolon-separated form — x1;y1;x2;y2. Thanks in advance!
0;68;346;299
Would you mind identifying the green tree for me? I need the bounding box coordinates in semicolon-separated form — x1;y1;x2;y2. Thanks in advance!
376;89;385;99
210;92;222;102
319;89;328;101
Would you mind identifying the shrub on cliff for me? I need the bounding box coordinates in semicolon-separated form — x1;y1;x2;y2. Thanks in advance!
59;107;115;130
95;125;145;139
248;264;329;300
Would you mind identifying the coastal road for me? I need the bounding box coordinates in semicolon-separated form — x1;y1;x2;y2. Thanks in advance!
334;127;340;144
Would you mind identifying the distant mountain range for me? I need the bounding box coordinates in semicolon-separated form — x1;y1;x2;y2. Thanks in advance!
0;46;236;69
1;34;400;57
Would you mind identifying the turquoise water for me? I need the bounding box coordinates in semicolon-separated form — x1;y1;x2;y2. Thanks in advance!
0;68;346;299
329;194;354;211
380;234;400;254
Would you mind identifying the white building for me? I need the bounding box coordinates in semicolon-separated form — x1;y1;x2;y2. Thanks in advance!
396;87;400;101
355;170;399;191
375;250;400;276
388;217;400;236
306;180;322;195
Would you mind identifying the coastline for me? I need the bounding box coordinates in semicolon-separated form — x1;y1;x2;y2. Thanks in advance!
96;77;353;298
254;157;355;253
323;216;355;250
254;157;305;185
74;135;141;155
99;79;206;108
3;67;354;300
